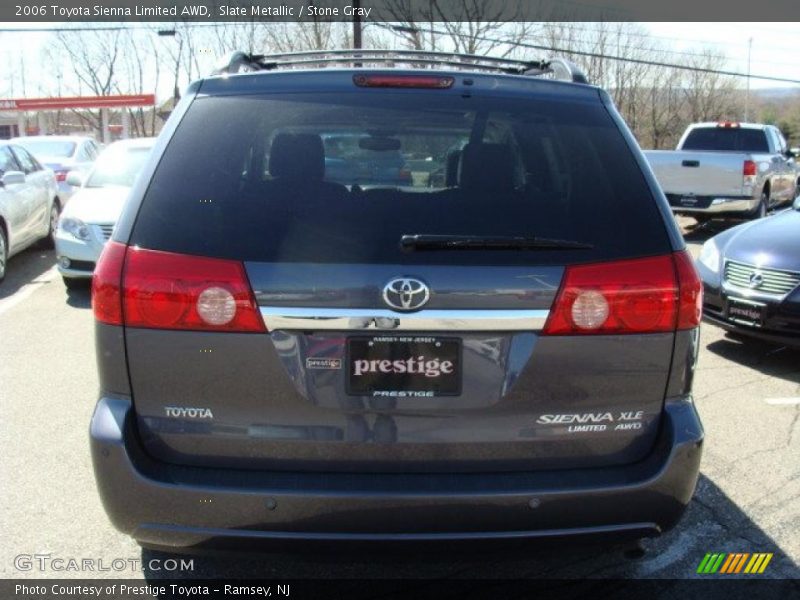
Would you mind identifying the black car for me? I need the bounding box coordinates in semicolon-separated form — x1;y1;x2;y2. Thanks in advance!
698;196;800;347
89;50;704;551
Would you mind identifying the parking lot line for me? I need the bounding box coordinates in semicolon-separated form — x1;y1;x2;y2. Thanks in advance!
0;266;58;317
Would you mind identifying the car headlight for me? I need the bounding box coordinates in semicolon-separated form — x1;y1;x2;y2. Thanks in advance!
698;238;721;273
59;217;90;241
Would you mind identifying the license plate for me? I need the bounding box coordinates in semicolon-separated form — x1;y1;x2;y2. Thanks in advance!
680;196;698;206
727;298;766;327
347;336;461;397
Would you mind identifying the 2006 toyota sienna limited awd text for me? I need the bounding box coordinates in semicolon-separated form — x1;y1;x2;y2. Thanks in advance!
89;51;704;551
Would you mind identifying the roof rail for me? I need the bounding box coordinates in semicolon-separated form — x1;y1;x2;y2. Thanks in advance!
211;49;589;84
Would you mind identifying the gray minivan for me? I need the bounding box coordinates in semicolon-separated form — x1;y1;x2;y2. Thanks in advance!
90;51;704;551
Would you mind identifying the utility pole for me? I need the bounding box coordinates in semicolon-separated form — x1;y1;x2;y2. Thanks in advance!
745;37;753;123
353;0;362;49
158;29;183;105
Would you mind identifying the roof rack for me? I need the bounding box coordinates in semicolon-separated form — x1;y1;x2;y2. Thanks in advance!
212;49;589;84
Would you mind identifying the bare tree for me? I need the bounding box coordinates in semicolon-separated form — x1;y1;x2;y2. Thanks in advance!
48;28;124;137
267;21;345;52
113;28;163;137
537;23;743;148
379;1;536;57
646;66;685;149
681;49;739;123
36;19;748;149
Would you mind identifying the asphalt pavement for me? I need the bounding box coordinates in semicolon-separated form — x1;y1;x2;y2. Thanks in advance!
1;218;798;580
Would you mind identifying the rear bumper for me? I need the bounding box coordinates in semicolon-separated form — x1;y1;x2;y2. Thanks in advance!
57;181;75;204
90;396;703;549
703;311;800;348
668;196;758;216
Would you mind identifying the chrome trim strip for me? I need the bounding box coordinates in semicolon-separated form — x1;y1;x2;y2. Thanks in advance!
260;307;549;332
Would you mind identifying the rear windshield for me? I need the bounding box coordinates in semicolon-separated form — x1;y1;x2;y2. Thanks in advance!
681;127;769;153
131;92;670;265
16;140;76;158
86;145;152;188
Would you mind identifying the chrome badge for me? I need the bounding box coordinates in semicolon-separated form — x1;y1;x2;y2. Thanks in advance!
382;277;430;311
748;271;764;289
164;406;214;420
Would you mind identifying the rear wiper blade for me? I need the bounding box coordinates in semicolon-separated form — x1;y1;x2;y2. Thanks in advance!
400;234;594;251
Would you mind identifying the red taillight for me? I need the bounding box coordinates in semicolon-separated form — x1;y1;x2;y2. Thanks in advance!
717;121;740;128
55;170;68;182
674;250;703;330
122;247;265;333
743;160;757;177
543;253;701;336
92;241;127;326
353;74;454;89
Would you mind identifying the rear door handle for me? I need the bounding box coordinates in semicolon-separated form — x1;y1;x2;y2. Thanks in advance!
681;160;700;167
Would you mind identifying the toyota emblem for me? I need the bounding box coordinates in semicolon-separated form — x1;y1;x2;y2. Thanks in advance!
382;277;430;311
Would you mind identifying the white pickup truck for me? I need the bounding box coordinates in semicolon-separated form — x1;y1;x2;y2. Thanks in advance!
645;122;799;221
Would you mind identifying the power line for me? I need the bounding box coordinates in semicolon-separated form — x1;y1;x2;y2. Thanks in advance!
531;22;800;64
537;36;798;71
381;24;800;85
4;22;799;66
3;22;799;82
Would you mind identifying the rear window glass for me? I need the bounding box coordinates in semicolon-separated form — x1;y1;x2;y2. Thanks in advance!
131;92;670;265
16;140;77;158
86;145;152;188
682;128;769;152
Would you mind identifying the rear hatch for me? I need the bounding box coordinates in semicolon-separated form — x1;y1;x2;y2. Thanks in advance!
120;73;686;473
646;150;749;199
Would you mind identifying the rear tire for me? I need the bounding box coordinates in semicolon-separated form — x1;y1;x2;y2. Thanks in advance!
0;225;7;283
750;189;768;220
39;201;60;249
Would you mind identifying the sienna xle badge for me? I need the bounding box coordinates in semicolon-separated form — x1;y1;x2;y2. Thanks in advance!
90;50;704;551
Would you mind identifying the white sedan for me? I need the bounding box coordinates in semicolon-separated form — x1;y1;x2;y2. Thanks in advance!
11;135;100;204
0;142;60;282
56;138;155;289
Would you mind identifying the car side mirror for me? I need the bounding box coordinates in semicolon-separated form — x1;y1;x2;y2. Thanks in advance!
65;170;83;187
1;170;26;186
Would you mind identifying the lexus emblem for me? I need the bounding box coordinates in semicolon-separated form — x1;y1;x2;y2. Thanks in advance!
382;277;430;311
749;271;764;288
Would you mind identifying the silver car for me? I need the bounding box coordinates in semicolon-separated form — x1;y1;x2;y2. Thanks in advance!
56;138;156;289
11;135;100;204
0;142;60;282
645;122;799;221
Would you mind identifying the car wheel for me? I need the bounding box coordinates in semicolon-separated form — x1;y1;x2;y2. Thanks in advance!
751;190;768;219
62;276;87;291
0;226;7;283
39;202;60;249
